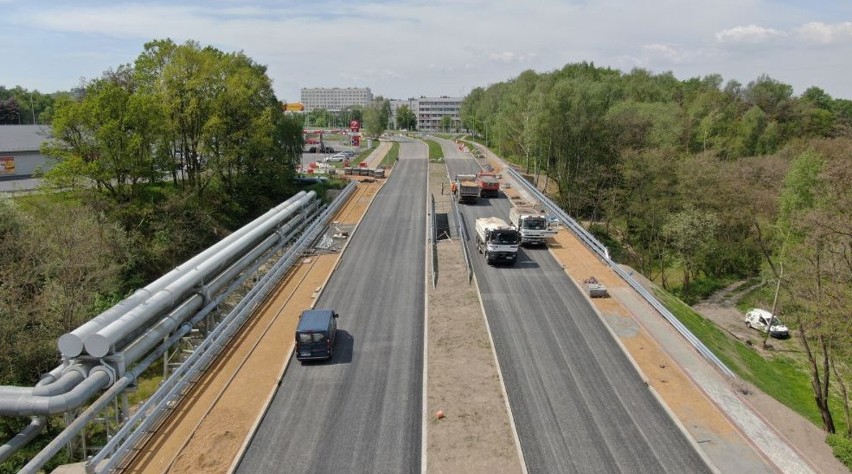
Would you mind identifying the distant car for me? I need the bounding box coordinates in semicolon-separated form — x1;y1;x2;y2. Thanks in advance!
294;175;329;184
322;146;335;153
745;308;789;338
341;150;356;157
305;146;317;153
325;153;346;163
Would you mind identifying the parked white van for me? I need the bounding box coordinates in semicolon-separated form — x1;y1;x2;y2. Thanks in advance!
745;308;789;338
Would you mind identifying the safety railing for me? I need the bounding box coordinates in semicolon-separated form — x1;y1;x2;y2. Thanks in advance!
430;193;438;289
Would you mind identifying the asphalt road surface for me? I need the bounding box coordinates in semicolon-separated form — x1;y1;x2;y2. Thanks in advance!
441;138;711;473
236;139;428;473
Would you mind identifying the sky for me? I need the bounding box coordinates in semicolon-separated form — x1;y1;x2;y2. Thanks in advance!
2;0;852;102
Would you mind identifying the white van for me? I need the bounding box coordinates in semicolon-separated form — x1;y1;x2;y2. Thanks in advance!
745;308;789;338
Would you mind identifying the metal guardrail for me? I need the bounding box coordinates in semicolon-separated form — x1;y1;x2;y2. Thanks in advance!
452;197;473;284
430;194;437;289
88;182;358;472
505;167;735;379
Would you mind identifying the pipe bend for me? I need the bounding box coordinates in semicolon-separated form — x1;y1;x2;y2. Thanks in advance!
0;371;110;417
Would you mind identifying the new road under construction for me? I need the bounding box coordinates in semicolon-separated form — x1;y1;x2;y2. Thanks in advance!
1;136;825;474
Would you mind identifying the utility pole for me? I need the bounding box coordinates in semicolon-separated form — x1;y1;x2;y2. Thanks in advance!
30;93;36;124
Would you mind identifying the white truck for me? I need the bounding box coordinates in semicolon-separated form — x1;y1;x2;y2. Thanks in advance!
509;205;557;247
474;217;520;265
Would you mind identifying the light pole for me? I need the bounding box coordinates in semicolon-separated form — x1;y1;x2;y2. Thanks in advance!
30;93;36;124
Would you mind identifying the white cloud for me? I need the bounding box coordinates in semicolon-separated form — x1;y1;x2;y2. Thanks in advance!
5;1;852;100
642;44;687;64
795;22;852;45
715;25;785;44
487;51;537;63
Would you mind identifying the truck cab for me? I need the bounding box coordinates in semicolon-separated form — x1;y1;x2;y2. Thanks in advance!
475;217;520;265
509;206;557;247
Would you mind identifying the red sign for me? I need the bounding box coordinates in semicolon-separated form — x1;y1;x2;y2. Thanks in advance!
352;135;361;146
350;120;360;132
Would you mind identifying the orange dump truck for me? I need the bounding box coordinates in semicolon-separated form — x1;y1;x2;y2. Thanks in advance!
476;171;500;197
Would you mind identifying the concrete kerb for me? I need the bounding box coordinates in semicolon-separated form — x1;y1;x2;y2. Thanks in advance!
228;181;386;473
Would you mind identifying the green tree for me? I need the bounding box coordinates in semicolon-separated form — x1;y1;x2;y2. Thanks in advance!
395;105;416;130
363;99;387;137
439;115;453;132
0;198;129;385
661;205;720;291
776;146;847;434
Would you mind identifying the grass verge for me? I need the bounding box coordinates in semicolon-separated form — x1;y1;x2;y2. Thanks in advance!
422;139;444;161
381;142;400;168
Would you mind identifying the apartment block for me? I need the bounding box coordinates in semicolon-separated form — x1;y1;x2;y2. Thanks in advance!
300;87;373;112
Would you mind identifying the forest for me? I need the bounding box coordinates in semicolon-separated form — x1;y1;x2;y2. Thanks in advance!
460;62;852;458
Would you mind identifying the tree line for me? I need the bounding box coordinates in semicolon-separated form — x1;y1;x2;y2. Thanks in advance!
460;63;851;441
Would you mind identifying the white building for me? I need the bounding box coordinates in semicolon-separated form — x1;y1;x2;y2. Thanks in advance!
389;96;463;132
417;96;464;132
300;87;373;112
0;125;55;179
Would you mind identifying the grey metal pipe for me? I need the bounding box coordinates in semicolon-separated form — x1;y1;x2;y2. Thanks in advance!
0;366;84;398
21;376;132;474
0;416;45;463
0;364;61;462
119;209;314;364
0;370;111;417
57;191;308;357
83;192;317;357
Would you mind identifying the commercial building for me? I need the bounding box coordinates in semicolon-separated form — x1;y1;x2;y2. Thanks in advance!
300;87;373;112
0;124;54;180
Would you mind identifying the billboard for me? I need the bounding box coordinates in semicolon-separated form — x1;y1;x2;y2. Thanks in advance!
0;156;15;175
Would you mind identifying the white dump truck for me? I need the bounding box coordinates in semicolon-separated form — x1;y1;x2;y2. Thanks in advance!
474;217;520;265
509;205;558;247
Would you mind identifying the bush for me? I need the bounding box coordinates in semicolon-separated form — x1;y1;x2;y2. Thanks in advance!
672;275;731;305
827;434;852;469
588;224;625;262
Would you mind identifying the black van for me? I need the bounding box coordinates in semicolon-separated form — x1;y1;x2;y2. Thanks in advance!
295;309;339;361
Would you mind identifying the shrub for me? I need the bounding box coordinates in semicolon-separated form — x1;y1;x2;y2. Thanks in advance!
827;434;852;469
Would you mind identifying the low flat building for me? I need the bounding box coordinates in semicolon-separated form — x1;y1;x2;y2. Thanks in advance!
0;124;54;180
